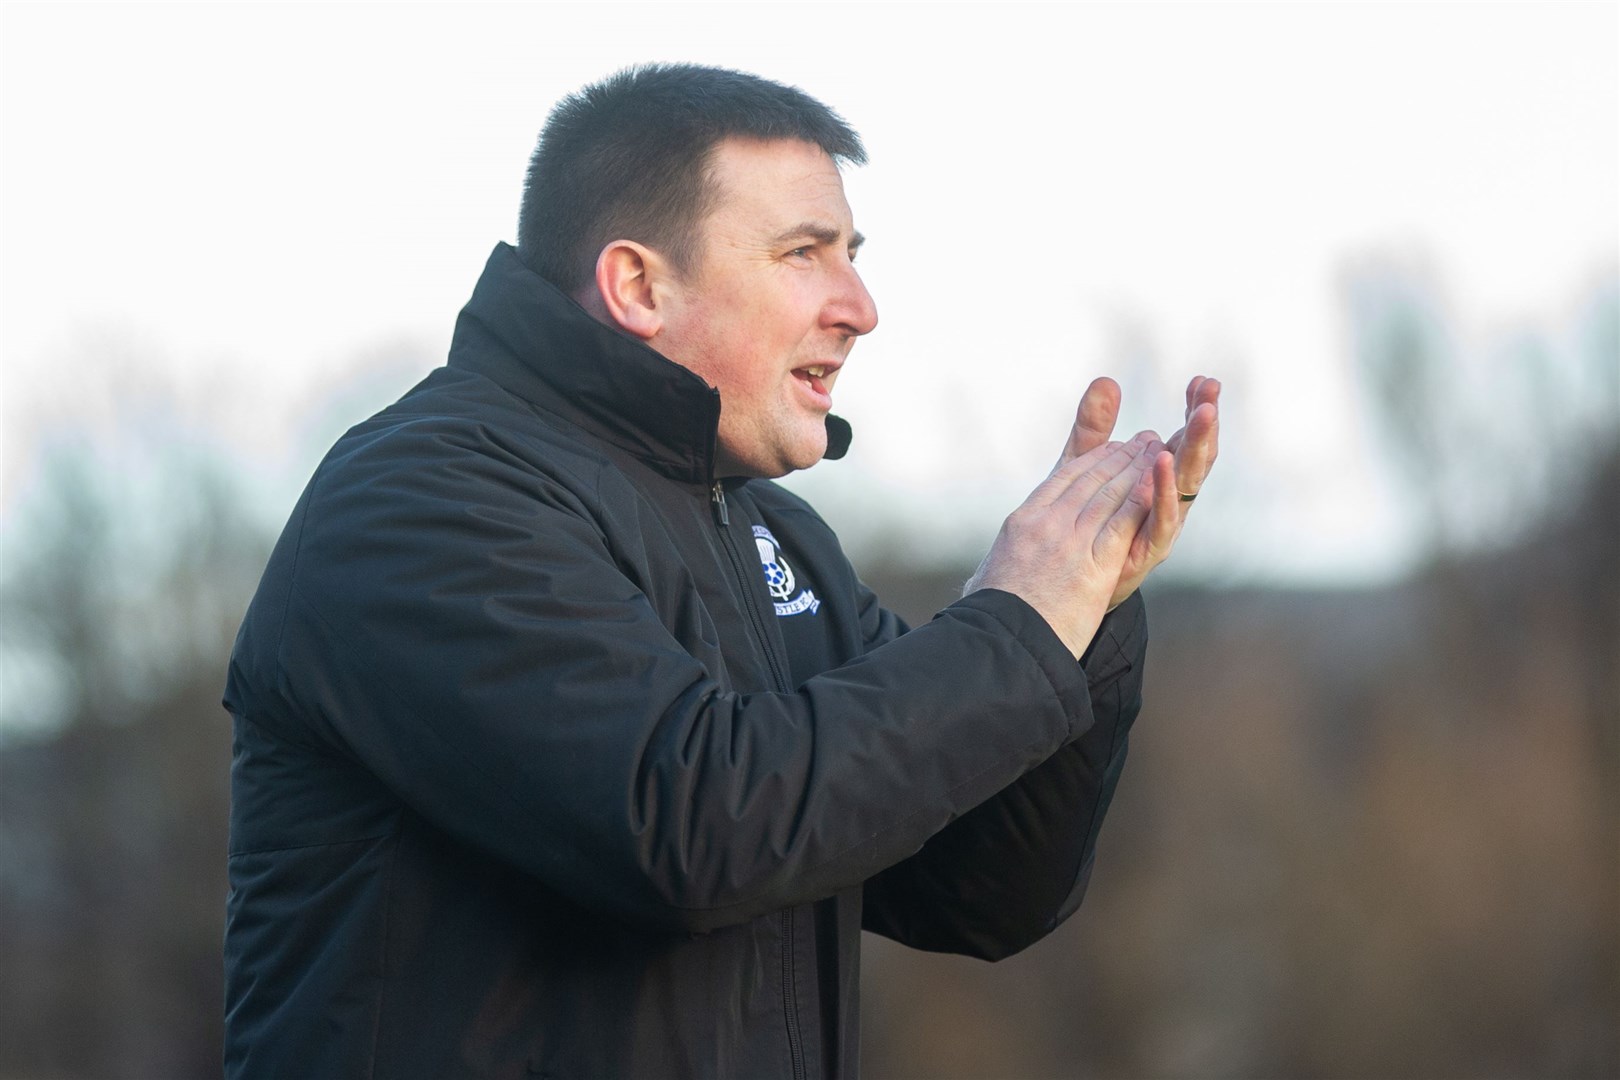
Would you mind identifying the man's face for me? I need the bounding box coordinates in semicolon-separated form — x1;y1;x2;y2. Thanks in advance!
652;138;878;479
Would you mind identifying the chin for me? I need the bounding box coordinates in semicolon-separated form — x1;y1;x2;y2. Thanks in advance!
722;424;829;479
785;434;829;474
745;445;825;480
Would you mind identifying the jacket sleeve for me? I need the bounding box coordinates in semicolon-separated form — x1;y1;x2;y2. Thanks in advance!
235;424;1108;936
860;588;1147;960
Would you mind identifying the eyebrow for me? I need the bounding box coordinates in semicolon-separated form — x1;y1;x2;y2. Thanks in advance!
771;222;866;253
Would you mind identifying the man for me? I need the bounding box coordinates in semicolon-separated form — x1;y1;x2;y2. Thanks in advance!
223;64;1218;1078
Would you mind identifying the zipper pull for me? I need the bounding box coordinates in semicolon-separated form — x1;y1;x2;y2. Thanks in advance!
711;482;729;526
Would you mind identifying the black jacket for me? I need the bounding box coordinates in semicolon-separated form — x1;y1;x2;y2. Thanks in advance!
223;242;1148;1079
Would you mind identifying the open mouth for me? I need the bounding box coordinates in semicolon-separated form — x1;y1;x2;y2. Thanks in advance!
794;364;834;399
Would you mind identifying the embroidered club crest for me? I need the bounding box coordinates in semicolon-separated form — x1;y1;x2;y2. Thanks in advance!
752;525;820;616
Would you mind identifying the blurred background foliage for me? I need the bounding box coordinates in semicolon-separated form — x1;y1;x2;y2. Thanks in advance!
1;259;1616;1078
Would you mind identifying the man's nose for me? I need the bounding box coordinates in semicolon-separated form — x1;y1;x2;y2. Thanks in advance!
827;262;879;338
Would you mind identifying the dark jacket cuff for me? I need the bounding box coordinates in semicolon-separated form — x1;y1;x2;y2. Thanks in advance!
948;589;1097;741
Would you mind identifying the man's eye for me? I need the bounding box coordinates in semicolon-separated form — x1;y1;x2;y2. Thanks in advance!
787;247;812;259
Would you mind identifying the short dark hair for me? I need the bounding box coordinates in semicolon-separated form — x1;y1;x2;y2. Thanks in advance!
517;64;866;295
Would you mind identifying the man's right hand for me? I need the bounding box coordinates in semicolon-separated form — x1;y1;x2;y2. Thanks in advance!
963;427;1160;659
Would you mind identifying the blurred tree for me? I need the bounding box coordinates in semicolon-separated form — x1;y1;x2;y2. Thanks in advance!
1;434;269;1078
1343;257;1620;559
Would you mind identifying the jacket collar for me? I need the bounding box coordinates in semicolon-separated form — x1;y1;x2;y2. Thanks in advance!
446;242;851;486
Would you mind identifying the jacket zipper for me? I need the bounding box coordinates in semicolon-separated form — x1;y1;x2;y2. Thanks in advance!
781;905;806;1080
709;483;792;695
710;481;806;1080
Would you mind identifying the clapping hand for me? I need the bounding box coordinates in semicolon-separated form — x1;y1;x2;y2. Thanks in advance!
1057;376;1221;609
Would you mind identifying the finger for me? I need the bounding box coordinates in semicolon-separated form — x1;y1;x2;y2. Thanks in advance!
1069;436;1156;527
1166;376;1220;458
1146;450;1182;551
1044;425;1156;497
1168;377;1200;453
1049;430;1157;514
1023;439;1140;526
1058;377;1121;465
1192;376;1220;418
1187;372;1218;404
1093;449;1159;560
1026;438;1123;509
1173;399;1219;497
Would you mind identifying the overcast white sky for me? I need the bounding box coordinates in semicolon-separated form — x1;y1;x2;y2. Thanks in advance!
3;1;1616;583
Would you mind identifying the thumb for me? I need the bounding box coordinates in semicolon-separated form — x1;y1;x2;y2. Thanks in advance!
1059;377;1121;465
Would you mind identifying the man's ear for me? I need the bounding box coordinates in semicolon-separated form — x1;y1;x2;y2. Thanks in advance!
592;240;669;341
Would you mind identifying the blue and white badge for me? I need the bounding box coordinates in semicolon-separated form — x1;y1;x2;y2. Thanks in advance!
752;525;819;617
